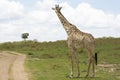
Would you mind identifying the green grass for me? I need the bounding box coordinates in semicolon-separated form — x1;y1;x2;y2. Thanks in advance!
0;38;120;80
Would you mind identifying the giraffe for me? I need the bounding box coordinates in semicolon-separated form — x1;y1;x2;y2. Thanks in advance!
52;5;96;78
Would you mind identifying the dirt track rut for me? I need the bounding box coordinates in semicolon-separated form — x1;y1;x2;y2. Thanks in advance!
0;51;28;80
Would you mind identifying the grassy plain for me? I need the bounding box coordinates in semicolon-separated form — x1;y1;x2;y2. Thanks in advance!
0;38;120;80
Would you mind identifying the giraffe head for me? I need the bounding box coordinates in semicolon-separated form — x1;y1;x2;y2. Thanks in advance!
52;4;62;12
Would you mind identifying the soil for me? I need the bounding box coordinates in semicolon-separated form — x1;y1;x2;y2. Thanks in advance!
0;51;28;80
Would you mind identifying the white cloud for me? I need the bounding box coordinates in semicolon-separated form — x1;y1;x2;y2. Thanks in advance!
36;0;57;11
0;0;24;20
0;0;120;42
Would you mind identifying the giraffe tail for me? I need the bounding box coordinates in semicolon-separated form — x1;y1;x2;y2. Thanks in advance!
95;52;98;65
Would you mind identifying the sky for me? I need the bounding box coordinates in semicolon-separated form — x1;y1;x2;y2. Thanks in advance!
0;0;120;42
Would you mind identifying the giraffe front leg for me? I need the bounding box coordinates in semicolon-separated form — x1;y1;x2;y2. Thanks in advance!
70;67;73;78
70;50;74;78
74;52;80;77
70;59;74;78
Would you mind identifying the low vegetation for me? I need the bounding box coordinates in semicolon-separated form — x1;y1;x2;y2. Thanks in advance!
0;38;120;80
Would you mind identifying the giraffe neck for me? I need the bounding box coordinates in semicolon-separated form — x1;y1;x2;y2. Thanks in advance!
55;11;73;35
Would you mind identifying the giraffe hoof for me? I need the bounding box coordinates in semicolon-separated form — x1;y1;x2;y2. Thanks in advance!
70;72;73;78
77;73;80;78
69;75;73;78
85;74;88;77
92;74;95;78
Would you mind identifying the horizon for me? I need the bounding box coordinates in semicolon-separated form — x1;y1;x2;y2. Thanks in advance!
0;36;120;43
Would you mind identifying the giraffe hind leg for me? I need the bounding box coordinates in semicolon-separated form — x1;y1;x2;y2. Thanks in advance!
86;57;92;77
92;56;95;77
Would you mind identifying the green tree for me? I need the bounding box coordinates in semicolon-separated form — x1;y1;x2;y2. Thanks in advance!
21;33;29;40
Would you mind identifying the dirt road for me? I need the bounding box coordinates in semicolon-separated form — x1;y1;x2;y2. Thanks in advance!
0;51;28;80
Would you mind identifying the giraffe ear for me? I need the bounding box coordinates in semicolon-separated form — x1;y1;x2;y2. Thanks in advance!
52;8;55;10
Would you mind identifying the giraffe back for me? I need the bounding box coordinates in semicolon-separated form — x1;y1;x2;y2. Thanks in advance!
67;27;95;50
